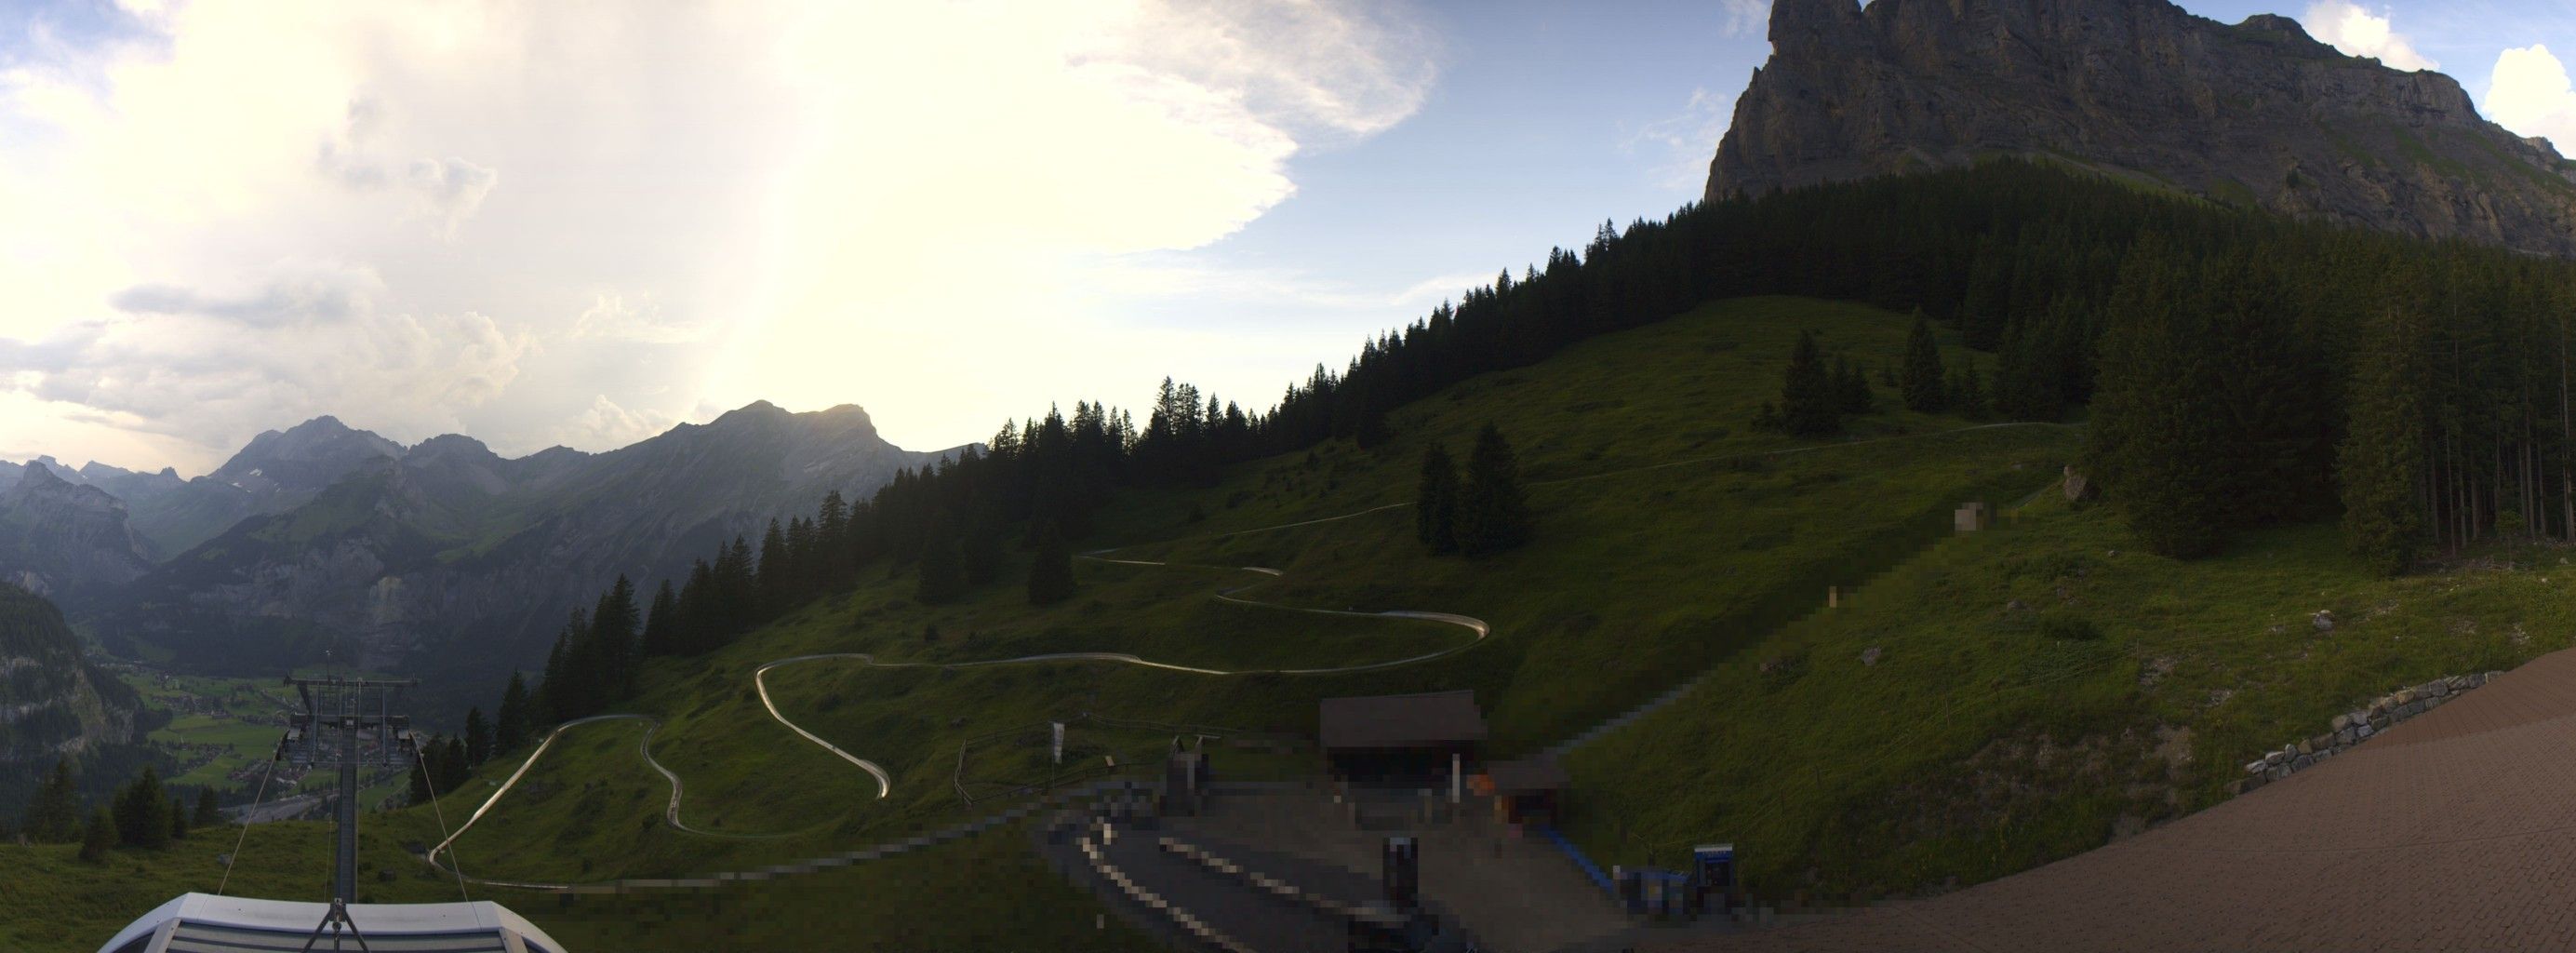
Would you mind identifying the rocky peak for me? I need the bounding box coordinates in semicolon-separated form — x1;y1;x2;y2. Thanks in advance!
212;414;403;492
14;463;72;493
1712;0;2576;256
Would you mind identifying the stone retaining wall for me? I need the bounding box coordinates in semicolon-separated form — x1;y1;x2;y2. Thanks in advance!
2232;671;2502;796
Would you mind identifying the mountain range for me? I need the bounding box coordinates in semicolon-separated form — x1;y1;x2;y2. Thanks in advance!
1715;0;2576;257
5;402;964;696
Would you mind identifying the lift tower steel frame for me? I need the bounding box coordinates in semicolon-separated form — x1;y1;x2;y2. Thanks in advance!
277;675;420;918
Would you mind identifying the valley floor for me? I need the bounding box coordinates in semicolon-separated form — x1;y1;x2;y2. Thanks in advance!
1670;644;2576;951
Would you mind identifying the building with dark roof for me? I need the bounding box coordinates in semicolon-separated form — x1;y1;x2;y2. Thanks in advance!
1319;690;1487;785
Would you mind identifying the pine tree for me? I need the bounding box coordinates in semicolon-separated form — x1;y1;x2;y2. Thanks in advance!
539;621;573;720
1781;329;1840;436
1834;355;1872;414
495;672;530;754
641;581;678;658
1025;519;1076;605
1415;444;1461;555
1951;363;1989;420
2086;240;2227;557
78;807;113;863
2341;307;2427;575
1902;311;1948;412
22;758;79;843
756;518;790;615
1456;423;1532;556
193;788;221;828
463;707;492;767
407;757;434;806
168;797;188;840
594;576;640;701
436;737;470;794
961;512;1006;586
916;534;967;605
113;767;170;849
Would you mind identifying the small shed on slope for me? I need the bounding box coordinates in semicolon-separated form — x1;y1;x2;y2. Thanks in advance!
1320;690;1487;785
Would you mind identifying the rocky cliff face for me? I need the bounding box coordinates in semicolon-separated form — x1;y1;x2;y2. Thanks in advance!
1712;0;2576;257
0;584;140;764
107;402;961;691
0;464;158;609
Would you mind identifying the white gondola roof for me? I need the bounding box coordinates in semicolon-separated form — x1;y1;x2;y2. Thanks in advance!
98;893;567;953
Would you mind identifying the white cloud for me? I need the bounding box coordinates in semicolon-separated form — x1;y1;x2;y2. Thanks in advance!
0;1;1438;473
1624;87;1733;192
571;293;710;345
562;395;672;450
2301;1;2438;72
2483;44;2576;154
1720;0;1768;39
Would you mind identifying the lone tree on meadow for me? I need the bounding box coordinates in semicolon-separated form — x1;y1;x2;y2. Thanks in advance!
1902;311;1948;412
1781;329;1841;436
1456;423;1531;556
1026;519;1076;605
1415;444;1462;555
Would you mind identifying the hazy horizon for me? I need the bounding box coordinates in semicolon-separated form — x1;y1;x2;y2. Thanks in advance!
6;0;2574;476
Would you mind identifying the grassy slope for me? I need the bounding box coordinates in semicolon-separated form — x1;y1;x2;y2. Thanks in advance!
0;295;2183;948
1567;492;2574;902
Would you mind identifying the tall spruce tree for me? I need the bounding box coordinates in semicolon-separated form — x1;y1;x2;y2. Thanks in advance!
1416;444;1462;555
437;737;470;793
22;758;78;843
641;581;678;658
1902;311;1948;412
78;807;113;862
495;672;530;753
463;707;492;767
916;534;968;604
962;511;1007;586
594;576;640;700
193;788;220;828
1456;423;1531;556
1781;329;1840;436
1949;362;1989;420
1834;356;1872;414
1025;519;1076;605
407;756;434;806
2086;239;2229;557
168;797;188;840
113;767;170;849
2341;307;2428;575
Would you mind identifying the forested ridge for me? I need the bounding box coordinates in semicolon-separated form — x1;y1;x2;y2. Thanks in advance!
515;158;2576;723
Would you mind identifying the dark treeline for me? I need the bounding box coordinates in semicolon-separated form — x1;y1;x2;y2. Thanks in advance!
495;158;2576;739
17;758;220;862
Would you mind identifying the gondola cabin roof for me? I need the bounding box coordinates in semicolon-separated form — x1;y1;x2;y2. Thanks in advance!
99;893;566;953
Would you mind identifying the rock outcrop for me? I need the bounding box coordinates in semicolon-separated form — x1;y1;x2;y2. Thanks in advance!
0;583;141;764
1711;0;2576;257
0;463;158;609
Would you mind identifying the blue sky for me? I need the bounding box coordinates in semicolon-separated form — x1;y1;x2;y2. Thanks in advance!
0;0;2569;474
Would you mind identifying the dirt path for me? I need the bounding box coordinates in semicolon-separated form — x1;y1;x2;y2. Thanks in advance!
1666;647;2576;952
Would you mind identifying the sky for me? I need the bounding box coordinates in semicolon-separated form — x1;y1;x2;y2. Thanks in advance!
1;0;2573;476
